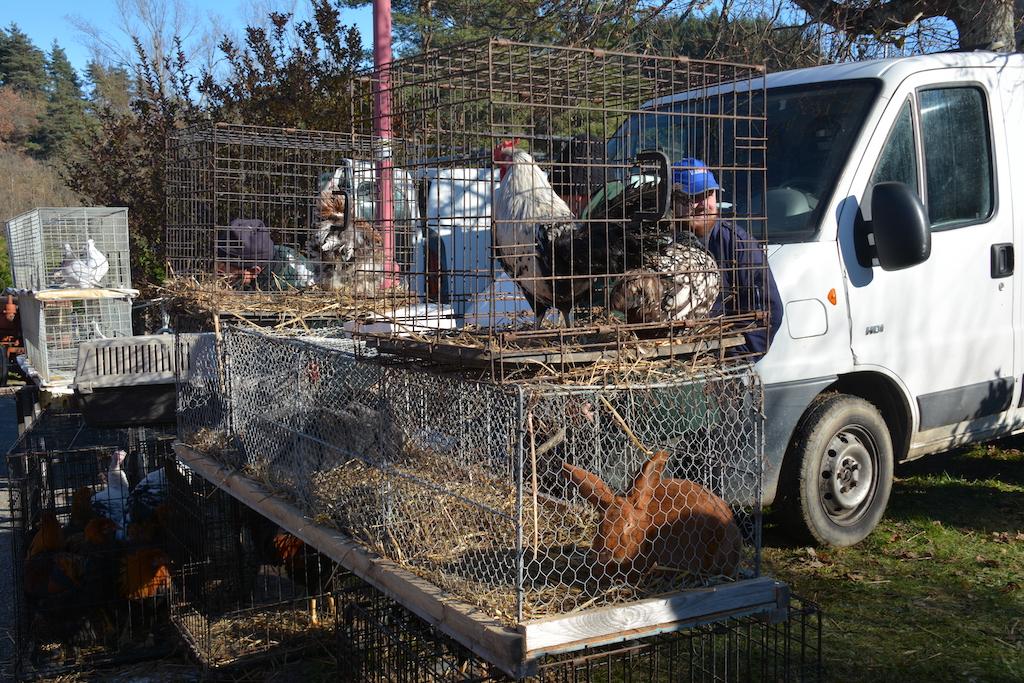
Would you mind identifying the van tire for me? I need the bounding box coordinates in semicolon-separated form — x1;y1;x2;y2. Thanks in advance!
780;393;893;547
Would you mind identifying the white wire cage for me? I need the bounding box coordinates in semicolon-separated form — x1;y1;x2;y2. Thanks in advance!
5;207;132;290
19;292;134;386
176;327;778;676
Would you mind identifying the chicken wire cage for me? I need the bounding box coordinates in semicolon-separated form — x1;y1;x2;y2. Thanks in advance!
336;577;822;683
177;326;775;675
165;123;423;306
5;207;132;291
5;410;177;678
166;457;349;670
345;39;769;371
18;290;134;386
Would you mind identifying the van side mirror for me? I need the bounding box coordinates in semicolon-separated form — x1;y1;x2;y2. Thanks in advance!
870;181;931;271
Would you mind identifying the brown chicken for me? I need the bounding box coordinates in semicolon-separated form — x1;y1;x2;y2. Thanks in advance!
67;486;95;534
119;548;172;600
27;512;64;558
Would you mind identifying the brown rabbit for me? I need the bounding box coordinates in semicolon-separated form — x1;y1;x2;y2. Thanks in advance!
561;450;742;579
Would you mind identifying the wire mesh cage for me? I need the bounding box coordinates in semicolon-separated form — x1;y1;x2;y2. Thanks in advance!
18;291;134;386
5;410;177;678
345;39;770;369
177;326;771;674
5;207;132;291
165;457;348;670
336;578;822;682
165;122;423;302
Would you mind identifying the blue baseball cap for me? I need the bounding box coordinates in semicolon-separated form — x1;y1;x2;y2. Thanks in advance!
672;158;721;195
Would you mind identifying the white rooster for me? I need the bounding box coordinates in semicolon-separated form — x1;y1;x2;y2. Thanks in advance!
491;139;591;326
53;239;109;288
91;449;129;539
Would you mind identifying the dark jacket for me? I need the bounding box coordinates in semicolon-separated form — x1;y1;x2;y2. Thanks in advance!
705;220;783;357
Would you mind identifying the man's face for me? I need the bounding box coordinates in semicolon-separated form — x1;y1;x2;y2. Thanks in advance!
675;190;719;238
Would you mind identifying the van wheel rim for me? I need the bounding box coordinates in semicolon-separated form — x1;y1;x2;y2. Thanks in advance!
819;426;876;524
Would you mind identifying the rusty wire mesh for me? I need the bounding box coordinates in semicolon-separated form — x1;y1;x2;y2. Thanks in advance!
346;39;769;369
177;326;763;627
165;123;420;299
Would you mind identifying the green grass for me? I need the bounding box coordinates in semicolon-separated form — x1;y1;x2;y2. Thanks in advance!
763;442;1024;682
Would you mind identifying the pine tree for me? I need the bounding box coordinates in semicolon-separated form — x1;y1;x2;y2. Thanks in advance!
0;24;48;96
33;43;91;159
86;61;135;115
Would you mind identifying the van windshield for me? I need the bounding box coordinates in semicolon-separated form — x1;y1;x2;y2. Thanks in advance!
606;80;879;242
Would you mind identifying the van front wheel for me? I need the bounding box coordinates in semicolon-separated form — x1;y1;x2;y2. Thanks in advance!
782;394;894;547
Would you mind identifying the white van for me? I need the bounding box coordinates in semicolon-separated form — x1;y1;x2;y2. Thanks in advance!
418;52;1024;547
612;50;1024;546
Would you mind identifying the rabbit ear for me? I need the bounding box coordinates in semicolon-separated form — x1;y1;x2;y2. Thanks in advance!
561;462;615;509
628;450;670;509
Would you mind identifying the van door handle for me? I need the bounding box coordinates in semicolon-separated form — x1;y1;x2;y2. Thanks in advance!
991;243;1013;278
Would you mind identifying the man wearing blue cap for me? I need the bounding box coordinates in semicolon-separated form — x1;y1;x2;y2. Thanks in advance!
672;158;783;357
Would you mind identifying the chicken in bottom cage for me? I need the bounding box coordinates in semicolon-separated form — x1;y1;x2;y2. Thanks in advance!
53;238;109;288
21;452;177;663
561;450;742;581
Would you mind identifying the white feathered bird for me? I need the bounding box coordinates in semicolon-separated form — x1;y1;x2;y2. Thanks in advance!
491;139;591;326
53;239;109;287
91;449;129;539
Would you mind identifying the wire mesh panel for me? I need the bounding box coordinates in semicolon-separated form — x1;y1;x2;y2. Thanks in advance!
5;411;177;679
178;327;763;636
166;459;348;669
18;292;134;385
336;577;822;682
165;123;422;299
5;207;131;290
347;39;769;370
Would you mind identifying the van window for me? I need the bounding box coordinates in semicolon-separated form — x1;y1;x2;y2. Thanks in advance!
870;99;918;194
919;87;993;229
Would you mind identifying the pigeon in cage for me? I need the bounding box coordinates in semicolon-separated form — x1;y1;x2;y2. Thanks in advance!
53;239;109;288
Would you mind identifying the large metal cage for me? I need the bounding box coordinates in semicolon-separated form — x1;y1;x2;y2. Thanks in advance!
165;123;422;297
5;411;177;678
18;291;134;386
346;39;769;368
166;456;348;669
5;207;132;290
177;326;774;676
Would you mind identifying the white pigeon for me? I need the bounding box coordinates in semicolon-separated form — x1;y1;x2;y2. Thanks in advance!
81;239;109;286
53;239;110;288
91;449;130;539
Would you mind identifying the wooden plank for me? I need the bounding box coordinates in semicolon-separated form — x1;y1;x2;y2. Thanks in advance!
173;444;532;678
521;576;786;658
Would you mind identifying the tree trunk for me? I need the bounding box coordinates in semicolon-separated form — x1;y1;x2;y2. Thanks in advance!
948;0;1015;50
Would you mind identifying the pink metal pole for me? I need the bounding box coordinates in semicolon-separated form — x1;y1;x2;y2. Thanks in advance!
373;0;399;287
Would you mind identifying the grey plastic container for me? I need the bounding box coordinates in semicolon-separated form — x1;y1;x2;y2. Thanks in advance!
74;333;208;426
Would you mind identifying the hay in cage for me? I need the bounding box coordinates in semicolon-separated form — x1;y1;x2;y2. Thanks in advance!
177;326;765;631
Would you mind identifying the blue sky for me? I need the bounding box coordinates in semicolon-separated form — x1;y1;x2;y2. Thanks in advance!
5;0;374;78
